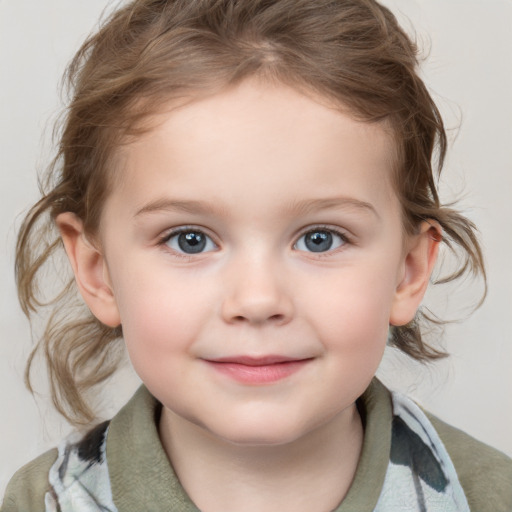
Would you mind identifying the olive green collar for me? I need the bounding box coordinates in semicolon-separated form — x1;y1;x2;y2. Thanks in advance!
107;379;392;511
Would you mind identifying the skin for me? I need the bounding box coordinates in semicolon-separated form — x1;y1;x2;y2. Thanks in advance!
58;79;439;512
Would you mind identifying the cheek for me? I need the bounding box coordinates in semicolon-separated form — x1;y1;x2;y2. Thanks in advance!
297;263;399;384
301;265;398;338
109;266;211;372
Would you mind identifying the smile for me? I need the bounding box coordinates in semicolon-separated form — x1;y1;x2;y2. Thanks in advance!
202;356;314;385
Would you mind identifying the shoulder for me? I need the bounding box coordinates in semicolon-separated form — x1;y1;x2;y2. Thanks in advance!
2;421;111;512
1;448;58;512
426;412;512;511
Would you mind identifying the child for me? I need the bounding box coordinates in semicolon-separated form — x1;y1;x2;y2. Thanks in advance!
2;0;511;510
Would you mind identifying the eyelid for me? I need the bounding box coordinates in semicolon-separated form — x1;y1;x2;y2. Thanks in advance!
158;225;214;241
158;225;219;255
156;224;352;257
293;225;352;253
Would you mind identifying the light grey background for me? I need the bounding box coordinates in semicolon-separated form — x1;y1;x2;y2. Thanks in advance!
1;0;511;495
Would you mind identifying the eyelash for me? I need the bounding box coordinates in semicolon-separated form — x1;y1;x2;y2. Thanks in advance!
294;225;351;256
157;225;352;258
157;226;218;259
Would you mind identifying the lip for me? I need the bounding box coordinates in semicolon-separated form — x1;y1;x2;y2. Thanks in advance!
202;355;313;384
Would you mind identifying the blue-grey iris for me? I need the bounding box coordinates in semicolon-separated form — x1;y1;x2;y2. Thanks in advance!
305;231;333;252
178;232;207;253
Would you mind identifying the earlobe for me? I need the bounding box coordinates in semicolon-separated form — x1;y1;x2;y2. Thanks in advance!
389;221;441;326
56;212;121;328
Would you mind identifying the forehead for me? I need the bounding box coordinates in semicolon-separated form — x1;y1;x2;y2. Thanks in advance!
110;80;399;220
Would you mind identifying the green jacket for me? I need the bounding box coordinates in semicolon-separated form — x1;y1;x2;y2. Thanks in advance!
2;379;512;511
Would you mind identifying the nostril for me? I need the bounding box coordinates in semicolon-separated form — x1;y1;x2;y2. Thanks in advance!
231;313;286;324
221;290;294;326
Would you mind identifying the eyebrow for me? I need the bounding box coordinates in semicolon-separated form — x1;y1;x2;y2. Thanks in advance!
134;196;379;219
287;197;380;219
134;198;226;218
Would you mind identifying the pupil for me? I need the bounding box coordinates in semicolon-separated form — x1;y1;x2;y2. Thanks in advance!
178;232;206;253
305;231;332;252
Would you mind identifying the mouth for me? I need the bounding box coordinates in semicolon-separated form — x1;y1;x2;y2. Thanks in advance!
202;355;314;384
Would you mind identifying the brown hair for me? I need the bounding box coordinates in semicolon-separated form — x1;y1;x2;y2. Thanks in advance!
16;0;485;425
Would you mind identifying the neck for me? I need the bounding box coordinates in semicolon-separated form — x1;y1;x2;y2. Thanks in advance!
159;405;363;512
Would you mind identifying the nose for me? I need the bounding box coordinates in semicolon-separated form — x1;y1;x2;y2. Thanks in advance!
220;254;294;326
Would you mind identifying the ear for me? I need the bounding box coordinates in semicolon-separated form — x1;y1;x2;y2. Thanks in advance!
56;212;121;328
389;221;441;326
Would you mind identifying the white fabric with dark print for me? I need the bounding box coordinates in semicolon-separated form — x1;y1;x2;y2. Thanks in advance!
374;392;470;511
45;421;117;512
44;393;469;511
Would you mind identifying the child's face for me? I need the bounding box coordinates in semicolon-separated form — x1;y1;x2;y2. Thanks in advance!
90;80;428;445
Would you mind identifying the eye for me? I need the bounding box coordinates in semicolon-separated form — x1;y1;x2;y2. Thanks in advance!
163;229;217;255
294;228;347;253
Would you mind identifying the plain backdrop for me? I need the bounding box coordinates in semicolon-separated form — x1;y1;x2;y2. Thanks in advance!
1;0;511;496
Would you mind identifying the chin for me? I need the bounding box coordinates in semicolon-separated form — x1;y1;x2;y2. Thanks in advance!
207;416;314;448
219;431;302;448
